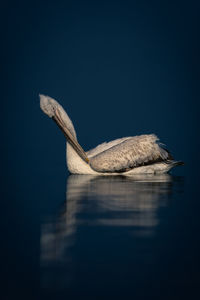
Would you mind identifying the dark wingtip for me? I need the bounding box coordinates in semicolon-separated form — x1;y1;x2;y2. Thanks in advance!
172;161;184;167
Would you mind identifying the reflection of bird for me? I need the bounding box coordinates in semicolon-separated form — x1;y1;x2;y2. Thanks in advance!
40;95;184;175
41;174;175;264
66;174;173;224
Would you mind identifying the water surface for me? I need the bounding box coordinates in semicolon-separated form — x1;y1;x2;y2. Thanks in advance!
40;174;197;300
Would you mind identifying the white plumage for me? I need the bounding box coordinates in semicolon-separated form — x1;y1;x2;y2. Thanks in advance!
40;95;183;175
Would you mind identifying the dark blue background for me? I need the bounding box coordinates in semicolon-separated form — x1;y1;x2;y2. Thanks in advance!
1;0;199;173
1;1;200;299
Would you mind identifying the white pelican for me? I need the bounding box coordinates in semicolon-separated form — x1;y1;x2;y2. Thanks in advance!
40;95;183;175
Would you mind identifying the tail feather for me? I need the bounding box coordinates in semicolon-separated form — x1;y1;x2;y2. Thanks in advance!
167;160;184;167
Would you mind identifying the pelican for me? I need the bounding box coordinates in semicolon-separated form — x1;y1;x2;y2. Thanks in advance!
40;95;183;175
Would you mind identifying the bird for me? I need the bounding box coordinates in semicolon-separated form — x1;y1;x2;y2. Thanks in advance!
40;95;184;175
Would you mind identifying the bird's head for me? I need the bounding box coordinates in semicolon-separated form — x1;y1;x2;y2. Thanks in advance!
40;94;89;163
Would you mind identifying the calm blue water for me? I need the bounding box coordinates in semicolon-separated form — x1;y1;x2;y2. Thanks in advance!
38;174;198;300
2;168;200;300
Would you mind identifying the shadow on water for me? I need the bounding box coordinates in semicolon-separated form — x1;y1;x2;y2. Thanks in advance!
40;174;184;299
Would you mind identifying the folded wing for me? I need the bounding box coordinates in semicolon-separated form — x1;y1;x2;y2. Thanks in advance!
86;137;132;158
89;134;172;173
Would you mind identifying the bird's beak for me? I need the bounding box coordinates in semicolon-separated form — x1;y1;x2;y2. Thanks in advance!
52;109;89;164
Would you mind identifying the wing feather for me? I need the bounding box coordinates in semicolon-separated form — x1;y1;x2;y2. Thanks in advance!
86;137;132;158
89;134;171;173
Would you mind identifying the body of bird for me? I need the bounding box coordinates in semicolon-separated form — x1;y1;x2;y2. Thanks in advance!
40;95;183;175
